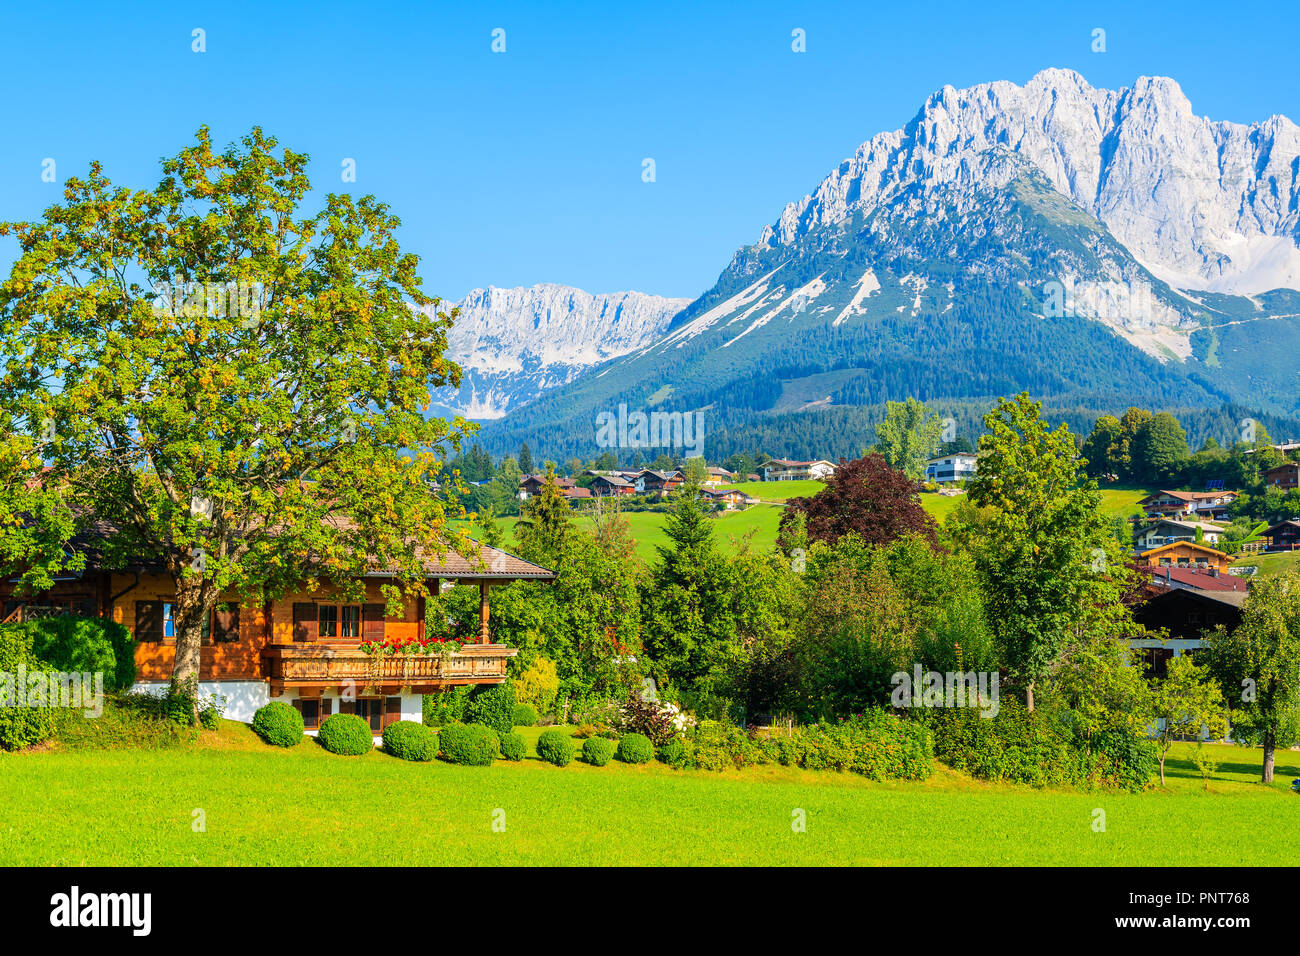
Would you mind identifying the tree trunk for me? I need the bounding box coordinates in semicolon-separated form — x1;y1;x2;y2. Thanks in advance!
170;576;213;721
1025;681;1035;713
1159;753;1166;786
1262;728;1276;784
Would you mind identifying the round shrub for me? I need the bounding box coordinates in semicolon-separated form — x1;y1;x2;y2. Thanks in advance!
583;736;615;766
0;627;57;751
617;732;654;764
438;722;499;766
499;731;527;762
512;703;538;727
536;728;575;766
465;679;515;736
318;713;374;756
383;719;436;762
251;701;304;748
657;737;693;769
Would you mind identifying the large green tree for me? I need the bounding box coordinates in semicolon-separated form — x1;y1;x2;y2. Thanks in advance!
871;397;944;482
966;394;1133;710
1204;574;1300;783
0;128;467;696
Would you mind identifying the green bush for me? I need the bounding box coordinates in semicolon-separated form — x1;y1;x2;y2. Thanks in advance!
657;737;693;769
616;732;654;764
583;736;615;766
382;719;436;761
53;693;197;751
499;731;527;762
536;728;575;766
438;722;499;766
317;713;374;756
251;701;304;748
0;627;58;751
511;703;538;727
7;615;136;690
198;704;220;730
930;701;1099;789
465;680;515;736
422;686;471;727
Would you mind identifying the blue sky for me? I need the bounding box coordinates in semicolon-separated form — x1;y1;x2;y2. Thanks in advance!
1;0;1296;302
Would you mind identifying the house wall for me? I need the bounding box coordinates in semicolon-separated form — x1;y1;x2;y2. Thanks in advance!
1139;544;1230;573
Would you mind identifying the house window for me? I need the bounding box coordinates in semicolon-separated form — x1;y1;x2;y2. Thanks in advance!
292;697;332;731
135;600;172;644
355;698;384;733
163;603;175;639
318;605;338;639
212;604;240;643
341;605;361;639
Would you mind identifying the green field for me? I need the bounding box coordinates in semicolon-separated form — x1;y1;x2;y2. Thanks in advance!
2;723;1298;866
1231;549;1300;580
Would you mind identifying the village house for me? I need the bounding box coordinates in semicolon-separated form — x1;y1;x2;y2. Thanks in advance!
1133;517;1227;552
924;452;978;485
1136;541;1232;574
702;466;735;487
1263;519;1300;551
1138;489;1239;522
587;473;635;496
1130;589;1246;678
1;529;554;732
632;469;684;496
762;459;837;481
700;487;757;510
518;473;577;500
1137;563;1249;595
1264;462;1300;490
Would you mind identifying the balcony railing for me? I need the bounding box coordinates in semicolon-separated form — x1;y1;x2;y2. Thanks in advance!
263;642;515;688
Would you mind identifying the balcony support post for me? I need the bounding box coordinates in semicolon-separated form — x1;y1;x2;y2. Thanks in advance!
478;581;490;644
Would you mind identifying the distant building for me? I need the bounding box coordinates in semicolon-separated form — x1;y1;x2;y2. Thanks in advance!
924;452;978;485
1133;518;1227;552
702;467;735;487
1264;462;1300;490
762;459;836;481
1138;490;1239;521
700;488;757;510
588;474;635;496
1263;519;1300;551
631;469;684;496
1137;541;1232;574
518;474;576;500
1130;589;1246;677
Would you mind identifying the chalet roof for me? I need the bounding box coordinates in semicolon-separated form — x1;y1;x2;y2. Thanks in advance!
925;452;978;464
520;474;576;489
1141;585;1248;610
705;466;734;477
1263;519;1300;534
1141;565;1249;593
590;474;632;487
1139;541;1230;559
1265;462;1300;476
1143;517;1227;532
562;486;592;498
1141;489;1238;504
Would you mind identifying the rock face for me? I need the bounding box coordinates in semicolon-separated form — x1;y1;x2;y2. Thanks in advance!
759;69;1300;296
432;285;689;418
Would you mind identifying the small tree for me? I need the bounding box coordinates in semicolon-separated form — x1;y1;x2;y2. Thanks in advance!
515;463;570;566
1150;653;1229;786
1204;573;1300;783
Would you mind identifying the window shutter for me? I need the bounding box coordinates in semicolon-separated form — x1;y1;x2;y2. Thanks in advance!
292;603;317;642
321;698;333;718
214;605;240;643
135;601;163;643
339;698;355;715
385;696;402;728
362;604;385;642
290;699;302;714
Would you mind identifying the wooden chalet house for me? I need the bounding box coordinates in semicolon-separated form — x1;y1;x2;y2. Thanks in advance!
1263;519;1300;551
587;473;635;496
633;469;684;496
1;529;554;732
1137;541;1232;574
1138;489;1239;522
1265;462;1300;490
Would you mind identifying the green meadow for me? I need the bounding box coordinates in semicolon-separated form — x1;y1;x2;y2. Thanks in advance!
2;723;1297;866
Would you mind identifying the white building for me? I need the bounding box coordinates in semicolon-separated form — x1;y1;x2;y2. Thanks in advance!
924;452;978;484
762;459;836;481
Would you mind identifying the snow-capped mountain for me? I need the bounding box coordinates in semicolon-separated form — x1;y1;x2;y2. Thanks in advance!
761;69;1300;296
432;284;689;418
474;70;1300;460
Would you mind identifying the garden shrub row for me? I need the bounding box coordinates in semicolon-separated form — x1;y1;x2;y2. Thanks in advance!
383;719;435;761
252;701;304;748
927;700;1155;791
439;722;499;765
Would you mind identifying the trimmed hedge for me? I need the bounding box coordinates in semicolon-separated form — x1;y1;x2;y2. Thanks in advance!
511;703;538;727
438;722;499;766
423;686;472;727
318;713;374;756
251;701;304;748
465;679;515;736
616;732;654;764
499;731;527;762
383;719;436;761
583;736;615;766
536;728;575;766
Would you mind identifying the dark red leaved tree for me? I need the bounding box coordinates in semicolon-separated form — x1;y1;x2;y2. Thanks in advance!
780;454;938;547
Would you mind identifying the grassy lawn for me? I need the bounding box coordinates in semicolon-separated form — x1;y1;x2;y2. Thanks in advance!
1231;549;1300;580
2;723;1299;866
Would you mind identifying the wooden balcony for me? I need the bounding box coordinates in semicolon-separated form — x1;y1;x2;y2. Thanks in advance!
263;642;515;693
